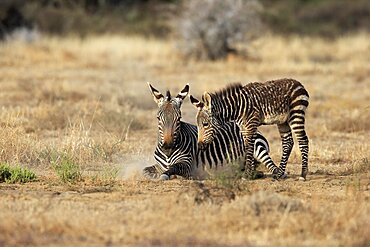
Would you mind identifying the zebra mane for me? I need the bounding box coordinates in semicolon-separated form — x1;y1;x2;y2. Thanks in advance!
209;83;243;99
165;90;171;101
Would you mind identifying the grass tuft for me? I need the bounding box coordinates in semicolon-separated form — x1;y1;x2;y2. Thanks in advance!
0;164;37;183
52;154;83;183
213;162;246;190
90;166;119;186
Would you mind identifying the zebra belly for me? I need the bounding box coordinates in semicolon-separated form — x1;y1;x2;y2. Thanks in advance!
261;113;289;125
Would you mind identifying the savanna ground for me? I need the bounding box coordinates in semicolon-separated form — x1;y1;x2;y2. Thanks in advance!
0;33;369;246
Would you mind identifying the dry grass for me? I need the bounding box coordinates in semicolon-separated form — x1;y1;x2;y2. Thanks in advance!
0;33;369;246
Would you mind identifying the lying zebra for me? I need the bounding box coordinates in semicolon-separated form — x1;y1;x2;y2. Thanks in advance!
143;83;283;180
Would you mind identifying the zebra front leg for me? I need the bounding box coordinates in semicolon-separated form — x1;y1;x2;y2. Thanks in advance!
255;152;280;180
143;165;161;179
254;138;281;179
160;162;193;180
242;128;261;179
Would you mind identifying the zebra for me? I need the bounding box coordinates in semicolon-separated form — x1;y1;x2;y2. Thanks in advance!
143;83;282;180
189;78;309;180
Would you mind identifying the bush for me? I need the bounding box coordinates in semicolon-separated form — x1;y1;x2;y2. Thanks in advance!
178;0;262;60
52;154;83;183
0;164;37;183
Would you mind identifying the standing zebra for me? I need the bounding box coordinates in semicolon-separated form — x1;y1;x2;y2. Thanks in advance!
190;78;309;180
143;83;282;180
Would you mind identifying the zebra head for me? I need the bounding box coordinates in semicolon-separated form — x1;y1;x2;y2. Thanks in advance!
148;83;190;155
190;93;222;150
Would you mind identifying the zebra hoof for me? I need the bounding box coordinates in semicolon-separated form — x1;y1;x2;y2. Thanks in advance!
298;176;306;181
272;172;287;180
159;174;170;181
279;173;288;179
252;171;265;179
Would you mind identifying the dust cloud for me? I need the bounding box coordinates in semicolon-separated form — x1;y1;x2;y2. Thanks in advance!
116;154;153;180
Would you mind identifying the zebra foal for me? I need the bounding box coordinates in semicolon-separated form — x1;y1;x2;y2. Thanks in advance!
143;83;280;180
190;78;309;180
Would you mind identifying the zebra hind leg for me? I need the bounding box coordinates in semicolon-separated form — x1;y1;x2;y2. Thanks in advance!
289;117;309;181
292;129;309;181
288;86;309;180
277;123;294;179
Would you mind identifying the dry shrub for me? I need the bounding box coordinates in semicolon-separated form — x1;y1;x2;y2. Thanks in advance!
246;191;303;216
35;83;87;103
95;107;147;135
339;158;370;176
0;124;40;165
178;0;262;60
58;123;122;166
26;103;70;131
180;182;236;205
329;109;370;133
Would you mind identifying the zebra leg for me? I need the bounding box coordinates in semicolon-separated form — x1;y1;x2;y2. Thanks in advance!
289;116;309;181
254;139;281;179
277;123;294;178
161;162;192;180
241;128;259;179
292;128;309;181
143;165;161;179
255;152;280;179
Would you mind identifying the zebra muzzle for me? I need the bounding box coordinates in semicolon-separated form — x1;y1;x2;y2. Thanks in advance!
162;147;174;156
198;142;208;151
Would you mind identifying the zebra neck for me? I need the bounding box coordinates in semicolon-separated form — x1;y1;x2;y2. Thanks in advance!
213;93;241;123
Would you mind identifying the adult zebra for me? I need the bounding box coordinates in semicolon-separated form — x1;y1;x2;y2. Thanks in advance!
190;78;309;180
143;83;282;180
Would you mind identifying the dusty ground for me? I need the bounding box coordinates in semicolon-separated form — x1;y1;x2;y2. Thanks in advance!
0;34;369;246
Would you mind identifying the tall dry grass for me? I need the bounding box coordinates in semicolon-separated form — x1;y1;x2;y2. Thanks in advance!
1;33;369;173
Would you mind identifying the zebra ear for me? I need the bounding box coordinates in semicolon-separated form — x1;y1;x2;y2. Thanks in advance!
176;83;190;101
190;95;204;109
147;82;164;104
202;92;212;109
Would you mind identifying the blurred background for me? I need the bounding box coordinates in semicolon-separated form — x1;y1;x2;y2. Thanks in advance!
1;0;369;46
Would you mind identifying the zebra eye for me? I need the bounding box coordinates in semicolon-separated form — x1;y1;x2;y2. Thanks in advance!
203;121;209;127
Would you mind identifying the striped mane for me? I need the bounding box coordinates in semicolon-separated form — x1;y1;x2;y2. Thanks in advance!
207;83;243;99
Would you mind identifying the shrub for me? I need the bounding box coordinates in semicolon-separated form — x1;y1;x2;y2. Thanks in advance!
178;0;262;60
52;154;82;183
0;163;37;183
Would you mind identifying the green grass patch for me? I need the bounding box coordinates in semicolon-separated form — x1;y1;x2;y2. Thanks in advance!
0;164;37;183
52;154;83;183
213;162;245;190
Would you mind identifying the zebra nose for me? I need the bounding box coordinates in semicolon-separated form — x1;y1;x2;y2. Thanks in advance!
162;145;174;156
163;142;174;150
